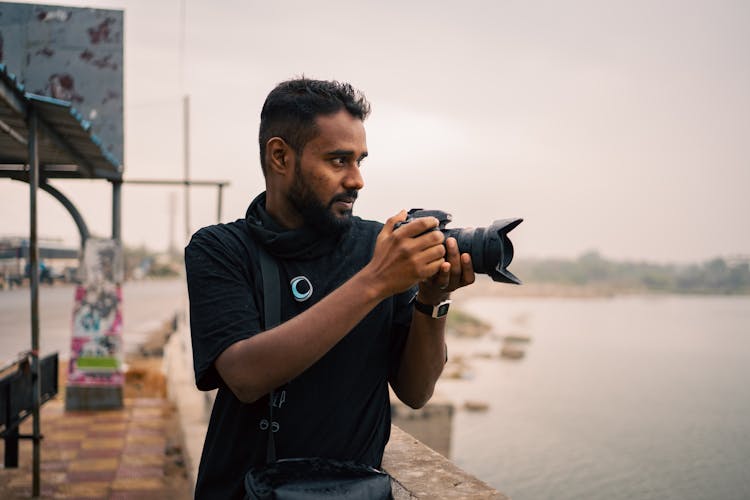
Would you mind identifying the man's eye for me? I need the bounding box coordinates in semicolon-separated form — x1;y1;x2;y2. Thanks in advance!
332;157;347;166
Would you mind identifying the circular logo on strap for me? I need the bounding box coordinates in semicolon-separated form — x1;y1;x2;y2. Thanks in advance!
290;276;313;302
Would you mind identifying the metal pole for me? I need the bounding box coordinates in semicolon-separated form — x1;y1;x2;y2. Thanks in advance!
112;180;122;242
28;109;42;497
169;191;177;255
217;184;224;224
183;94;191;242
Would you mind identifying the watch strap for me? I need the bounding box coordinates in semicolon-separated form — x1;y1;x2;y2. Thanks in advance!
413;298;451;318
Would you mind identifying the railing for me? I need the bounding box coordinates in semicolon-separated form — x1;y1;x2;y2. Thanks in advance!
0;351;59;467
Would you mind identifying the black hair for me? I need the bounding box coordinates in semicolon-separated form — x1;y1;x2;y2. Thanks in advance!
258;77;371;175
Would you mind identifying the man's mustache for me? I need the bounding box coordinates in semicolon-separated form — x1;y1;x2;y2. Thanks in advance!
329;191;358;206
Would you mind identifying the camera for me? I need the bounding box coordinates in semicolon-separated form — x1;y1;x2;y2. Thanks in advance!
396;209;522;284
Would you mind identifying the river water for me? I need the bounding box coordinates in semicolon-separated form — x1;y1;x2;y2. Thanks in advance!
435;294;750;500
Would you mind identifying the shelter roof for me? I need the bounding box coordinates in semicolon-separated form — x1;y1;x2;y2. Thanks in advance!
0;63;122;181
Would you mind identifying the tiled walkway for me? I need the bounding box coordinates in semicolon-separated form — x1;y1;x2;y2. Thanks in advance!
0;397;190;499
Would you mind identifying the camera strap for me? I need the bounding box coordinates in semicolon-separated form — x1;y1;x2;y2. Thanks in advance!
258;245;280;464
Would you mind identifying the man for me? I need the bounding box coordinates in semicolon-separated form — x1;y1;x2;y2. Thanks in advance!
185;78;475;498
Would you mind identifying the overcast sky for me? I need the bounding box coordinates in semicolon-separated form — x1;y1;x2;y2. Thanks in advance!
2;0;748;263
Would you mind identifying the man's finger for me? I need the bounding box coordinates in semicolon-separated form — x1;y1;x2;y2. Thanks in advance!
461;253;476;285
394;216;440;238
383;210;408;234
429;262;450;289
419;259;446;281
443;238;460;287
416;245;447;270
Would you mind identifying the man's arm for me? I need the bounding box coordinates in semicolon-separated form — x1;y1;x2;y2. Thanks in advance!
214;211;447;404
391;238;475;409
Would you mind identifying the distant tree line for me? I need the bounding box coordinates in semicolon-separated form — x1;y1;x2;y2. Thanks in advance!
513;252;750;294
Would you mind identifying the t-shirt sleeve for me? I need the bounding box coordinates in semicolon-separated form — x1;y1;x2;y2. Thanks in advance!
185;228;262;391
388;285;418;382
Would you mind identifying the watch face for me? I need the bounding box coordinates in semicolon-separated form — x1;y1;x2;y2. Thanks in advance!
437;303;450;317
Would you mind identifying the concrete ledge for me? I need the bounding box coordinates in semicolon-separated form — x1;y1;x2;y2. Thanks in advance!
163;322;212;492
384;426;508;499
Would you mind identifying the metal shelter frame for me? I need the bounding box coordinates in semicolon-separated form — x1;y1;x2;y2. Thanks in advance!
123;178;229;225
0;63;122;496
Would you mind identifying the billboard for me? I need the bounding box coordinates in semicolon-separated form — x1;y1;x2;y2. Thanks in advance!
0;2;124;163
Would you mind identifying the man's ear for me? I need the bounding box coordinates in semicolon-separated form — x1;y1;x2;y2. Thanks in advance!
266;137;293;175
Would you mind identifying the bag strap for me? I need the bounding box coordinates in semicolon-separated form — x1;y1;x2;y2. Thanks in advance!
258;245;280;464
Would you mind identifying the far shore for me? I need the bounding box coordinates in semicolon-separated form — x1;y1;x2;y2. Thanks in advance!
452;279;632;301
451;277;750;302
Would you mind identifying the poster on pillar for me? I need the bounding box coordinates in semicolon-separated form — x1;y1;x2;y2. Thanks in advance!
67;238;124;387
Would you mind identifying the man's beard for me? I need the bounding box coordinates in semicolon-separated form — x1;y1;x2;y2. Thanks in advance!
287;165;357;237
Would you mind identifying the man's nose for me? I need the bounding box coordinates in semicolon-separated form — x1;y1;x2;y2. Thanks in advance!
343;165;364;191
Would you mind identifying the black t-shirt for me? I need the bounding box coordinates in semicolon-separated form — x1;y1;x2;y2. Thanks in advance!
185;208;415;499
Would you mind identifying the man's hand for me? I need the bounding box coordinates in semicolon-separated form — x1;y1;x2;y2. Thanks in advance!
362;210;449;299
418;236;476;305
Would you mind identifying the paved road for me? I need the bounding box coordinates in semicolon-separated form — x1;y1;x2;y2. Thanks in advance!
0;278;187;362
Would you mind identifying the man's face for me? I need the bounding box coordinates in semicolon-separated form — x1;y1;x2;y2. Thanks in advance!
286;110;368;235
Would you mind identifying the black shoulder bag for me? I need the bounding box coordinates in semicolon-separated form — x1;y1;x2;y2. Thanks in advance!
244;246;393;500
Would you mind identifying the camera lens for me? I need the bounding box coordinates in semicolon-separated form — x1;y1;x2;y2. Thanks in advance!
443;218;522;284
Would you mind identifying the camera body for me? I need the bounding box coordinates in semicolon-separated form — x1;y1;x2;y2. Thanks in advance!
396;209;522;284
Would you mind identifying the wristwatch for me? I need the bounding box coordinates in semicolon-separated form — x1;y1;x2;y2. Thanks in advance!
413;297;452;319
